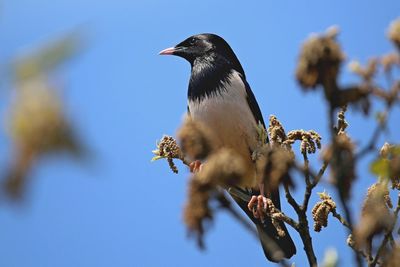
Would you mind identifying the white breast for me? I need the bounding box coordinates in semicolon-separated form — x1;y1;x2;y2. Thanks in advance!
188;70;259;188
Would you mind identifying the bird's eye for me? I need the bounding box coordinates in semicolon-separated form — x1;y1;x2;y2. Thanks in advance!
189;38;196;45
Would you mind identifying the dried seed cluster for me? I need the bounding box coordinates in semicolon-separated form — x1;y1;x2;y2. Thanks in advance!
268;115;288;146
152;135;182;173
312;192;337;232
284;130;322;154
262;197;287;237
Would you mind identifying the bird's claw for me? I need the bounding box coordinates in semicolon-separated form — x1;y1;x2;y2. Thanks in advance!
189;160;202;173
248;195;268;222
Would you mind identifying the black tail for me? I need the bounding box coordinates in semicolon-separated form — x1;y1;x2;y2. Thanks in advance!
229;187;296;262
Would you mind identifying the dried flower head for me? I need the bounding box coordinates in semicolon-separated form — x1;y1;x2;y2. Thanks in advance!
268;115;287;146
284;129;322;154
324;133;356;199
177;117;215;161
354;183;394;246
312;192;337;232
388;18;400;50
296;26;344;89
152;135;182;173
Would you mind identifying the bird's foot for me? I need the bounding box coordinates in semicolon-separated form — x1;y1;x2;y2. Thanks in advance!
248;195;268;222
189;160;202;173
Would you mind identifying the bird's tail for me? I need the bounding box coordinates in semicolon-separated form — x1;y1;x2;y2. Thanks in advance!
256;218;296;262
229;187;296;262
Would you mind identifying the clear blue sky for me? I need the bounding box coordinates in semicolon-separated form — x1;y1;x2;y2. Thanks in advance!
0;1;399;266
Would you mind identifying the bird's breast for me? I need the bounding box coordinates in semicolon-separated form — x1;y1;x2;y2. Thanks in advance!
188;71;259;188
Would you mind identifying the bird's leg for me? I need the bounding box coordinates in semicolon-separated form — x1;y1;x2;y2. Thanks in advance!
189;160;202;173
247;182;268;222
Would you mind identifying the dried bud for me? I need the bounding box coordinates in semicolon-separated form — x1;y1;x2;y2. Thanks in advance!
346;234;355;248
312;192;336;232
296;27;344;89
388;18;400;50
284;129;322;154
177;117;215;160
335;106;348;134
354;183;394;246
380;142;392;158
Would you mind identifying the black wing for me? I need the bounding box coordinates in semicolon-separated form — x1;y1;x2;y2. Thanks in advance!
240;74;269;143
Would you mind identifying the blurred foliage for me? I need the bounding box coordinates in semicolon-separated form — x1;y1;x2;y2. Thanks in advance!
2;32;85;200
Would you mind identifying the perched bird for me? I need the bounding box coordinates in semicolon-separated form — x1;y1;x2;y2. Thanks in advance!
159;33;296;262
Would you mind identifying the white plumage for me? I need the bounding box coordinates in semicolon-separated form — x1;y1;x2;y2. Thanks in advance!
188;70;259;188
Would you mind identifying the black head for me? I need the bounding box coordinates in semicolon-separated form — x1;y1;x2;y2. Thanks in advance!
159;33;244;75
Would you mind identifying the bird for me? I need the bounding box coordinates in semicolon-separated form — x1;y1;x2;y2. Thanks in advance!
159;33;296;262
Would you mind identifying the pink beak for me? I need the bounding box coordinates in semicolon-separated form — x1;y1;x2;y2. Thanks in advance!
159;47;176;55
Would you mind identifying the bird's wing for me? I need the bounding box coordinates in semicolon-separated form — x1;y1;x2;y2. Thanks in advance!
239;74;285;210
240;75;268;143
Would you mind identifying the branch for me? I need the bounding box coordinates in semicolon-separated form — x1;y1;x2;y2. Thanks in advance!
331;209;351;230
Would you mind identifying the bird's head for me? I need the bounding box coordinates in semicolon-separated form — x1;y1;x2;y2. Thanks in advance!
159;34;243;71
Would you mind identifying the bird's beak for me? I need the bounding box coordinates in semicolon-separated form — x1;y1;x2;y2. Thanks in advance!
159;47;176;55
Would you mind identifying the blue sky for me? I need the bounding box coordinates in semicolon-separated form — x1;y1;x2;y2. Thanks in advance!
0;1;399;266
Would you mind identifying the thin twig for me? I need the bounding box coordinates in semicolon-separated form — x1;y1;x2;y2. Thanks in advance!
283;182;301;214
331;209;351;229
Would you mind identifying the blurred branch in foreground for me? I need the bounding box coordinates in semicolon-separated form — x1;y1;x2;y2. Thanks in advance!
2;32;87;200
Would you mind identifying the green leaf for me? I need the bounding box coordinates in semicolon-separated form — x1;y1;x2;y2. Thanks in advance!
370;158;390;178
